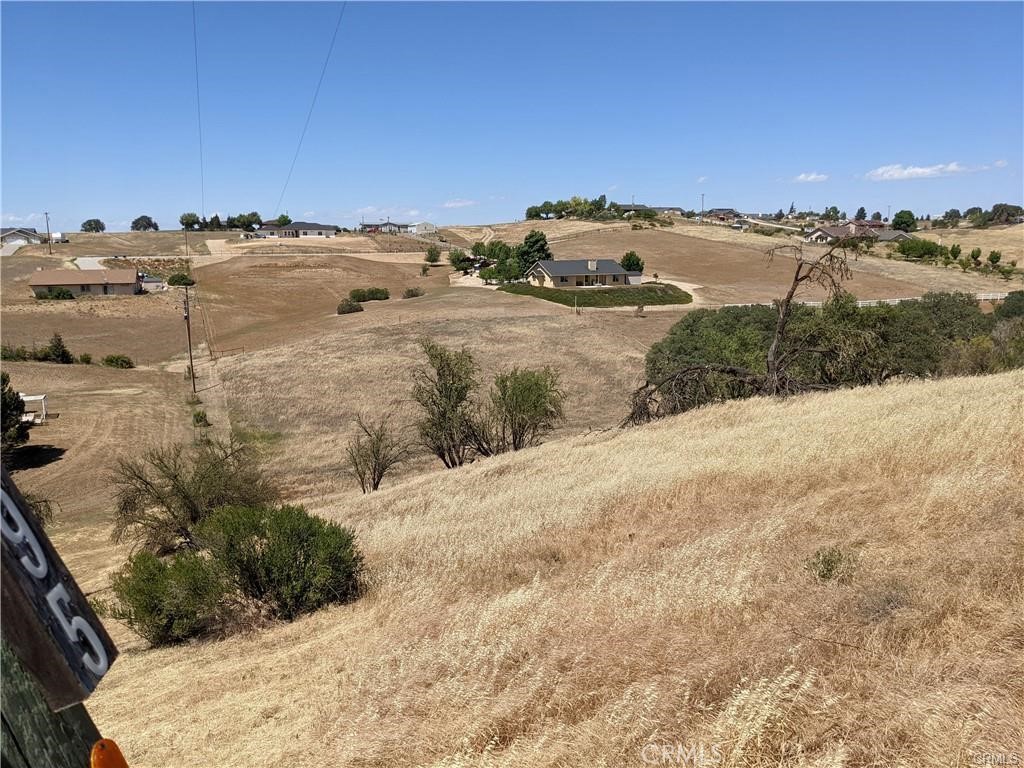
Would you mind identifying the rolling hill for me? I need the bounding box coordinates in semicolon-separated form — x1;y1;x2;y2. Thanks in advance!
88;370;1024;767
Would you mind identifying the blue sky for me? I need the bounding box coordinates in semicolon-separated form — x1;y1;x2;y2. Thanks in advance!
2;1;1021;232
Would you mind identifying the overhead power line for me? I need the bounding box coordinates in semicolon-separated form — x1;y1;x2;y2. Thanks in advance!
192;0;206;219
273;2;347;217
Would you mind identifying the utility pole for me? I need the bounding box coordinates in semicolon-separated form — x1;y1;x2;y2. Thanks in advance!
184;227;190;259
44;212;52;255
700;193;704;225
183;286;197;394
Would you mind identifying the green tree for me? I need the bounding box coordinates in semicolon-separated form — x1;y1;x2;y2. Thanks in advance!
970;247;983;267
620;250;644;272
1;371;29;453
208;214;222;230
823;206;840;222
943;208;962;226
949;244;962;261
994;291;1024;320
168;273;195;286
855;207;867;221
471;241;487;259
471;368;566;454
131;215;159;232
988;250;1002;267
788;202;796;216
891;210;917;232
179;212;200;230
81;218;106;233
871;211;882;221
275;214;292;227
411;341;478;469
46;332;74;364
424;245;441;264
517;230;552;271
448;248;472;270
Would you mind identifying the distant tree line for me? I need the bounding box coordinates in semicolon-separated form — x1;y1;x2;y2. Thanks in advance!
524;195;696;221
477;230;553;282
179;211;287;231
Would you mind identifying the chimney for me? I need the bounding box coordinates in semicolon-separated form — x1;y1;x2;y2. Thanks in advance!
587;259;598;271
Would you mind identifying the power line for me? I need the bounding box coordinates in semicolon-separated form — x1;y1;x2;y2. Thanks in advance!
192;1;206;219
273;2;347;217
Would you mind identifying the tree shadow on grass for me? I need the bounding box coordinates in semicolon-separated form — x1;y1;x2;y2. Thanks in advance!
8;445;66;471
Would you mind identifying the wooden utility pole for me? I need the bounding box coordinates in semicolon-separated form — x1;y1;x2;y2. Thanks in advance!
44;212;53;256
184;286;197;393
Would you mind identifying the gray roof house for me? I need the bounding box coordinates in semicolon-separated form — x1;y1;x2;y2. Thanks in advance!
1;227;43;246
804;224;915;244
525;259;638;288
256;221;337;238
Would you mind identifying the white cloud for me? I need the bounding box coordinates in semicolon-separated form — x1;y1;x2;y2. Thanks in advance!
443;199;477;209
865;161;967;181
404;209;421;218
607;184;618;192
2;212;44;224
303;210;316;217
696;176;708;184
794;172;828;183
356;206;380;215
993;159;1008;168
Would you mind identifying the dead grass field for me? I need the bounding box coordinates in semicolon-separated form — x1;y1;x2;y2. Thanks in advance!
443;219;629;247
916;224;1024;264
552;228;1021;303
87;371;1024;767
12;230;240;261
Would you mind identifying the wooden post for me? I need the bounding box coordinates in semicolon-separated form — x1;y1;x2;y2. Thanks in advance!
1;466;118;766
1;640;100;768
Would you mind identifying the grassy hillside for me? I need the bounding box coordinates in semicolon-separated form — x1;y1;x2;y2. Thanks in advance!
90;372;1023;767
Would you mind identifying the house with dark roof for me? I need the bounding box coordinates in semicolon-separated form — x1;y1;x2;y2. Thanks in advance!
358;221;410;234
703;208;740;221
255;221;337;238
1;227;43;246
525;259;639;288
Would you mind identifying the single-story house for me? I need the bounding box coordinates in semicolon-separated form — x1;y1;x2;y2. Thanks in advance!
704;208;740;221
255;221;337;238
804;225;914;244
408;221;436;235
525;259;636;288
650;207;684;215
359;221;410;234
28;269;140;297
1;227;44;246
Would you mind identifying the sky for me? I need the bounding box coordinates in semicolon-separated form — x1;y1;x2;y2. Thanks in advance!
2;1;1022;233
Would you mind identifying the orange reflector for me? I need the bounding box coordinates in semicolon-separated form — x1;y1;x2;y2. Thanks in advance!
91;739;129;768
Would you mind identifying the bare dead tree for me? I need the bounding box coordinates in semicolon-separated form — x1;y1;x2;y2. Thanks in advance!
346;414;408;493
623;239;865;426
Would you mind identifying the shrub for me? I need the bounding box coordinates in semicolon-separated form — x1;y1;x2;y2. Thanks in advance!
424;245;441;264
111;437;279;553
420;264;429;277
448;248;472;270
412;341;479;468
46;333;75;364
349;287;389;302
39;287;74;300
894;239;946;262
110;550;230;646
470;367;566;454
402;287;425;299
167;272;195;286
337;298;364;314
102;354;135;369
78;353;92;365
1;371;29;453
198;505;363;621
192;409;211;427
805;545;856;584
995;291;1024;320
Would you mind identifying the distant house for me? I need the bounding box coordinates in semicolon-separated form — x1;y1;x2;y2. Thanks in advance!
525;259;636;288
1;227;43;246
408;222;436;235
704;208;740;222
650;207;684;215
255;221;337;238
28;269;140;297
804;225;914;244
50;232;70;243
359;221;410;234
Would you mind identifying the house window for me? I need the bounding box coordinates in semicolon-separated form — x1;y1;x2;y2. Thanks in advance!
79;284;91;292
560;276;568;283
613;275;619;282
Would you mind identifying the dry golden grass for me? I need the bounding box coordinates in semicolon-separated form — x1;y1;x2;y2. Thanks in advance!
443;219;629;247
89;371;1024;767
13;230;239;261
916;224;1024;265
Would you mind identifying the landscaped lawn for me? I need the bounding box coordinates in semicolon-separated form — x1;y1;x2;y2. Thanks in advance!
498;282;692;307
